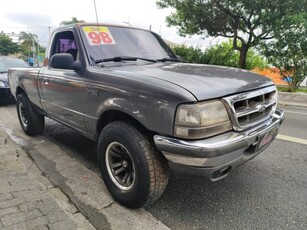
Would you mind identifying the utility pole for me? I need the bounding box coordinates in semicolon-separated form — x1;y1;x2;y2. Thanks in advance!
31;37;36;66
37;40;40;66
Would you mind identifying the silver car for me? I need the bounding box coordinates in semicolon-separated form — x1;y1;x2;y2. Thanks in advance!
0;56;28;104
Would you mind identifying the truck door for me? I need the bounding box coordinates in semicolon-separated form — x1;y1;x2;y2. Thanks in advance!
39;30;87;133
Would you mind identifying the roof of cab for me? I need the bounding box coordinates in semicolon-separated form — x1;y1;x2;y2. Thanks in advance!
57;23;149;32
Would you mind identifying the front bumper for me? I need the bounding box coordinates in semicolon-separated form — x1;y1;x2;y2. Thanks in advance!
154;108;284;181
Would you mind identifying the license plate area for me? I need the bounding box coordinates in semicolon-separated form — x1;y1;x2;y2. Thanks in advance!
256;126;277;151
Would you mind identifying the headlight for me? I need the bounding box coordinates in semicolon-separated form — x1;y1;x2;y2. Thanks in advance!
174;100;232;139
0;81;7;88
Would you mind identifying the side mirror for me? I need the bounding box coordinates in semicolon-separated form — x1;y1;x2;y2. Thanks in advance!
50;53;81;71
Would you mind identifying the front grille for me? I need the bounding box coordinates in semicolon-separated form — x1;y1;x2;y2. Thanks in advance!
222;86;277;131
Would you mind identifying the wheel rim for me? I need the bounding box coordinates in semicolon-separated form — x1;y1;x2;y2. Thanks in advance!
18;102;28;127
105;142;135;191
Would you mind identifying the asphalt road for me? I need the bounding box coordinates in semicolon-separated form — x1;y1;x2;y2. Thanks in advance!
0;104;306;229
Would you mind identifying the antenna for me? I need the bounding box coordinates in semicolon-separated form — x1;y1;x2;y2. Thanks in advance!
93;0;99;24
93;0;104;63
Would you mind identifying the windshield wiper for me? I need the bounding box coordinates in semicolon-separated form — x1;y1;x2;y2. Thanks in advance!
0;71;8;74
94;56;158;65
156;57;182;62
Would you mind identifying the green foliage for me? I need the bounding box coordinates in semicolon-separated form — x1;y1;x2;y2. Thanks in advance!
205;41;240;68
262;13;307;90
60;17;85;26
18;31;38;56
246;49;268;70
0;33;20;55
38;46;46;54
157;0;305;69
172;40;267;70
172;46;207;63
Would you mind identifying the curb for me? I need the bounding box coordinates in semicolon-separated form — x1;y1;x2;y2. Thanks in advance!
278;92;307;108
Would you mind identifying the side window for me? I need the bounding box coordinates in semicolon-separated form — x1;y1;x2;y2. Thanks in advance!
50;31;78;61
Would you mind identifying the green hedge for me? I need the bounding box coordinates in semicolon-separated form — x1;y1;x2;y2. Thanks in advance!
172;40;267;70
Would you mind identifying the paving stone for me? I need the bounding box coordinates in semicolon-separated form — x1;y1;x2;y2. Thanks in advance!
0;182;9;189
0;207;19;218
0;197;26;209
0;150;15;158
7;174;38;187
2;222;28;230
0;186;35;194
1;209;42;227
12;189;46;202
0;194;13;203
48;219;77;230
39;198;63;215
19;200;44;212
46;211;68;224
33;226;48;230
25;216;48;229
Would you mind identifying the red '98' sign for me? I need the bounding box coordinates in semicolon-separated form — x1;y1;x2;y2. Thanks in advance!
88;32;113;44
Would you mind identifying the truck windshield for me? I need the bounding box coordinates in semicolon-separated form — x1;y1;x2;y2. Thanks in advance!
80;25;178;64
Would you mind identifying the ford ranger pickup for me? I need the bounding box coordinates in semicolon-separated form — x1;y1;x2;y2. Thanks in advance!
8;23;284;209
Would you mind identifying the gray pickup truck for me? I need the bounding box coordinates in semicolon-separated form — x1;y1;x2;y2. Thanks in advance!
9;23;284;209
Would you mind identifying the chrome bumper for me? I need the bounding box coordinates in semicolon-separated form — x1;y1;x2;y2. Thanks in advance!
154;108;284;181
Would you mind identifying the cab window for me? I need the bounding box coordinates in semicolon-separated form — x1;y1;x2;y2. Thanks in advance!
50;31;78;60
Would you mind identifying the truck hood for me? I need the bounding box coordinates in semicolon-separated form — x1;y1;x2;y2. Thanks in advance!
103;63;274;101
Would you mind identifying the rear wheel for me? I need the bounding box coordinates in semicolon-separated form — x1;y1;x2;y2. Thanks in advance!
97;121;169;209
16;93;44;135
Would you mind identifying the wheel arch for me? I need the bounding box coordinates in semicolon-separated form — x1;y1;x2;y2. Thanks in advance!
96;109;154;141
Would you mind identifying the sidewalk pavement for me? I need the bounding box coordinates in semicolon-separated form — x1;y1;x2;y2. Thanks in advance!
0;129;95;230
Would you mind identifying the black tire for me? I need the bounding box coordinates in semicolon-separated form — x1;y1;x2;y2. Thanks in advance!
97;121;169;209
16;93;45;136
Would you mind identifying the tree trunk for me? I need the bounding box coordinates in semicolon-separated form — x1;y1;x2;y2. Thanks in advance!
239;45;249;69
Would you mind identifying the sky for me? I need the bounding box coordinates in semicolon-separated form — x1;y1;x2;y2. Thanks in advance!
0;0;223;48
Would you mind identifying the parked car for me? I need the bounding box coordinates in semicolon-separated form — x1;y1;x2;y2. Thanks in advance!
0;56;28;104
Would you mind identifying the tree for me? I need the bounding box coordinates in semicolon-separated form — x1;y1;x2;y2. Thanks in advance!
0;33;20;55
60;17;85;26
262;13;307;91
157;0;305;69
18;31;38;56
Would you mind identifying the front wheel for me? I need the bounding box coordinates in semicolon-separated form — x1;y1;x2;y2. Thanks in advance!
97;121;169;209
16;93;45;136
